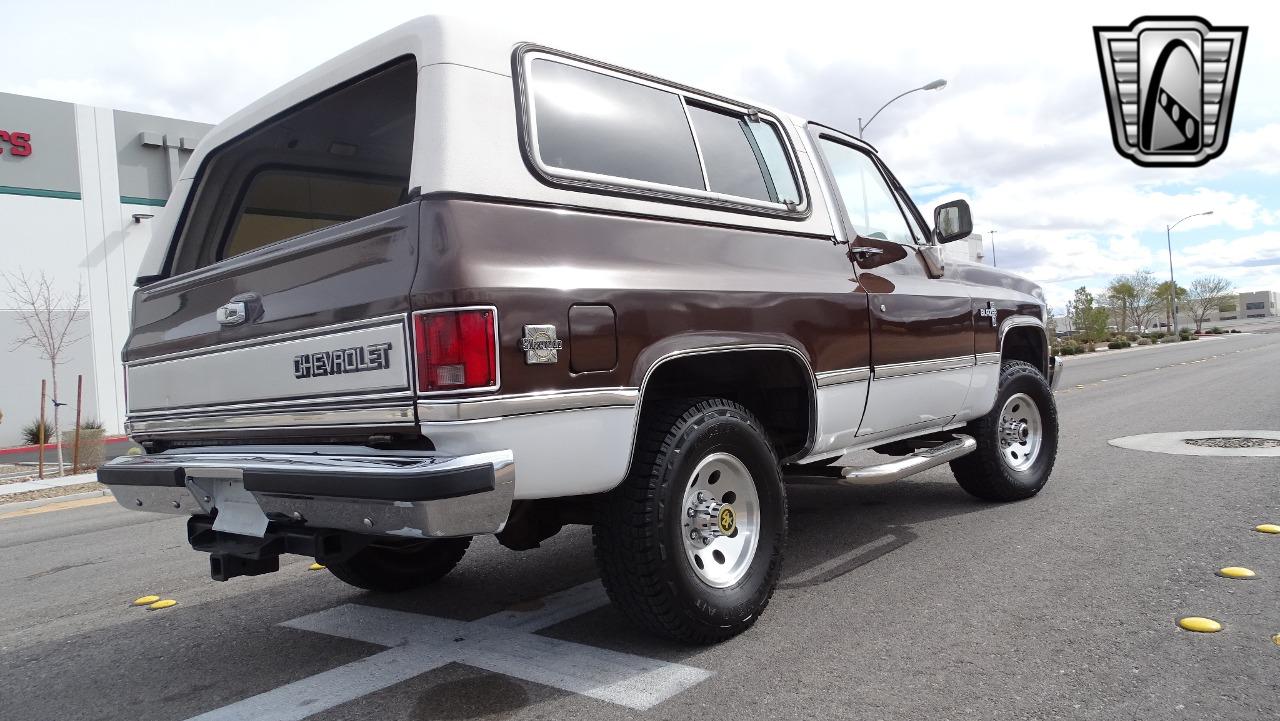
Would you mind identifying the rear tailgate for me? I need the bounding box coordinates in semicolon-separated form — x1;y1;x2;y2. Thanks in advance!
124;203;420;439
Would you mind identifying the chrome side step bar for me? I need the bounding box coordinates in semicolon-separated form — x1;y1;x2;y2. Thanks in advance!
836;434;977;486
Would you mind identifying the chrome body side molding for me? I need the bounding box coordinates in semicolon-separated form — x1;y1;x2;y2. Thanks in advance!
815;367;871;386
418;388;639;422
873;355;975;379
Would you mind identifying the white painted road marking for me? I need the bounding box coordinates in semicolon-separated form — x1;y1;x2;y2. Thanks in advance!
185;581;711;721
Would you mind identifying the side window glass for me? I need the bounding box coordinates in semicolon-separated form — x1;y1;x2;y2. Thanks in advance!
529;59;704;190
686;105;800;204
817;138;914;244
896;189;931;245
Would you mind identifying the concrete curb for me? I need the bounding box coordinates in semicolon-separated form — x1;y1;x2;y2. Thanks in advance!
0;488;114;514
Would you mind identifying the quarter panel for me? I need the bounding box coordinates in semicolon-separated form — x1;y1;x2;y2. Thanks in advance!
412;199;872;397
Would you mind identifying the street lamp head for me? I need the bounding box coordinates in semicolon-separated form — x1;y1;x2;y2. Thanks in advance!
923;79;948;91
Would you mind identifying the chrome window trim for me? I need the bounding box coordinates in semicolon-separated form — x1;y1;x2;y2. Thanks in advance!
873;355;975;380
125;314;409;367
411;305;502;397
418;387;639;422
516;46;810;218
976;351;1002;366
679;95;713;192
126;405;416;435
815;367;871;386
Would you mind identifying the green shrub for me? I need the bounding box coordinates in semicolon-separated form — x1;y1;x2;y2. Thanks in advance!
80;418;103;430
1210;327;1223;334
21;419;54;445
1107;340;1132;349
1137;338;1152;346
1059;346;1076;356
1126;333;1139;341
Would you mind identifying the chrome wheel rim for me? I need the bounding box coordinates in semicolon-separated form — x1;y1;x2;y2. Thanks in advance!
680;452;760;588
998;392;1043;472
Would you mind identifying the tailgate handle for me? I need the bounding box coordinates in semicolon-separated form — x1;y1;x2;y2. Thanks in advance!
215;292;262;327
216;302;246;326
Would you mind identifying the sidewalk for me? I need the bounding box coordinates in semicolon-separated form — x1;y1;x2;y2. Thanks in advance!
1059;333;1238;364
0;471;100;497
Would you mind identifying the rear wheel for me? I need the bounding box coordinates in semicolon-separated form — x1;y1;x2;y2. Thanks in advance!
950;360;1058;501
593;397;787;644
326;537;471;592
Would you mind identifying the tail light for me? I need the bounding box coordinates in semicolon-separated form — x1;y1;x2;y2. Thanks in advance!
412;308;497;392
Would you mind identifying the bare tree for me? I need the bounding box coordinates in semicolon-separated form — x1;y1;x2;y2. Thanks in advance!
1127;270;1161;332
3;270;88;475
1187;275;1235;332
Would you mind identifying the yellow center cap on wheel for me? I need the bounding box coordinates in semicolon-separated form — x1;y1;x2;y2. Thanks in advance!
718;506;736;535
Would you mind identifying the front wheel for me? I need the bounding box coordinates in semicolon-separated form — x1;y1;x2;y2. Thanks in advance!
592;398;787;644
950;360;1059;501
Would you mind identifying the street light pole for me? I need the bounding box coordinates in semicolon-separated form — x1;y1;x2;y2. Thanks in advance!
988;229;998;267
858;79;947;138
1165;210;1214;331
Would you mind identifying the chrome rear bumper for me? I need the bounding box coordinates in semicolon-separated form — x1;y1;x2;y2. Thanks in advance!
98;446;514;539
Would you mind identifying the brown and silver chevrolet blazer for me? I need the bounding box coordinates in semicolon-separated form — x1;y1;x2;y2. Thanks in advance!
100;16;1062;643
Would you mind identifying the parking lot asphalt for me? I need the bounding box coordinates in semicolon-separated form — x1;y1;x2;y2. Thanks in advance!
2;332;1278;721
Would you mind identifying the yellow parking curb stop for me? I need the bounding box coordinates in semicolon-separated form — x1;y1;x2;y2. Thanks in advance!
1178;617;1222;633
132;595;161;606
1216;567;1257;580
1254;524;1280;534
148;599;178;611
309;562;326;571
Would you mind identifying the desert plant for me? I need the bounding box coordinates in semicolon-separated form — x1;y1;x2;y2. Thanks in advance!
1137;338;1152;346
80;418;104;430
1107;340;1132;349
1210;326;1223;334
21;419;54;445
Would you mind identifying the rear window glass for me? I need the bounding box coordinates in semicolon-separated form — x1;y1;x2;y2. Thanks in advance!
223;172;404;258
687;105;799;203
530;59;704;189
170;57;417;274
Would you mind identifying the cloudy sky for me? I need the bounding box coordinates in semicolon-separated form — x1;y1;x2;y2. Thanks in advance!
5;1;1278;311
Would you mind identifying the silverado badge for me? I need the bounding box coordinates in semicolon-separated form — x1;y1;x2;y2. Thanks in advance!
519;324;563;364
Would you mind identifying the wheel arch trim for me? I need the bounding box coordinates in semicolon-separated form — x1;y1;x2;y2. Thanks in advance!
626;342;819;475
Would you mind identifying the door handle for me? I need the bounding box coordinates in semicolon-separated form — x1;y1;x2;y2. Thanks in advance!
849;247;885;261
216;301;247;326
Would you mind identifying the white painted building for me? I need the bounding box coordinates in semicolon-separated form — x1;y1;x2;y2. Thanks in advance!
0;91;210;446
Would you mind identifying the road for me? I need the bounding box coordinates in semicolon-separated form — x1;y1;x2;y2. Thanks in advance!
3;332;1278;721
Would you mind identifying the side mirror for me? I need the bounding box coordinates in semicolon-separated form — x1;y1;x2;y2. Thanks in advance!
933;199;973;244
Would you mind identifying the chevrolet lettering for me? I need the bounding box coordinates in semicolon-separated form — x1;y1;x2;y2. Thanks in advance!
293;342;394;379
99;17;1062;645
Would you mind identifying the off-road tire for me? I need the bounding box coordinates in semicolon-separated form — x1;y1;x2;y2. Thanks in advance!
326;537;471;592
592;397;787;644
950;360;1058;501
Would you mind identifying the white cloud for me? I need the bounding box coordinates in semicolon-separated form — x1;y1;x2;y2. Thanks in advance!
5;0;1280;303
